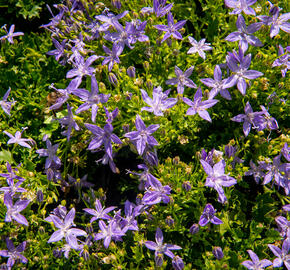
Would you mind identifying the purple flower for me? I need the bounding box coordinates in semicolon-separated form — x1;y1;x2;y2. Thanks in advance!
67;174;94;189
0;87;15;116
189;223;199;234
275;216;290;239
187;37;212;59
57;104;80;141
120;200;141;232
94;219;125;248
0;176;26;197
241;250;272;269
199;203;223;226
262;155;287;189
104;107;119;124
183;88;218;122
153;0;173;17
225;0;257;16
66;51;99;88
272;45;290;77
283;205;290;212
255;106;278;132
231;101;263;136
102;44;122;71
104;21;135;52
258;8;290;38
84;199;116;223
49;80;79;111
4;193;30;226
0;162;24;183
85;122;122;159
225;15;263;53
3;129;33;149
281;143;290;162
47;208;87;249
36;139;61;170
124;115;159;156
0;238;27;268
95;11;129;32
165;66;197;94
200;160;237;203
154;12;186;43
47;38;67;64
142;177;171;205
73;76;110;123
145;227;182;267
141;86;177;116
244;160;265;184
268;239;290;269
200;65;232;100
225;48;263;95
127;66;136;78
0;24;24;44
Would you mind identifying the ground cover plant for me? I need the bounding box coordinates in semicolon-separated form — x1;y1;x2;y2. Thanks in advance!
0;0;289;269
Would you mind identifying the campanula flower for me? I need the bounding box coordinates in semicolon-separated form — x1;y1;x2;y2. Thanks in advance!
225;0;257;16
145;227;182;267
183;88;218;122
187;37;212;59
141;86;177;116
124;115;159;156
154;12;186;43
3;129;33;149
84;199;116;223
241;250;272;269
165;66;197;94
199;204;223;226
272;45;290;77
268;239;290;269
0;87;15;116
0;24;24;44
0;238;27;269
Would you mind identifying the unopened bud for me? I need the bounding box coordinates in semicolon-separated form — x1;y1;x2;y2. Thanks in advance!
108;73;118;86
189;223;199;234
182;181;192;191
127;66;136;78
213;246;224;260
111;0;121;9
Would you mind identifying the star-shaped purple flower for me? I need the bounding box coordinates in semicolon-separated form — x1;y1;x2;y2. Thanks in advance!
154;12;186;43
200;159;237;204
124;115;159;156
84;199;116;223
0;87;15;116
225;15;263;53
187;37;212;59
73;76;110;123
268;239;290;269
198;204;223;226
183;87;218;122
231;101;263;136
165;66;197;94
225;0;257;16
200;65;232;100
141;86;177;116
225;47;263;95
241;250;272;269
145;227;181;267
0;238;27;269
272;45;290;77
47;208;87;249
3;129;33;149
0;24;24;44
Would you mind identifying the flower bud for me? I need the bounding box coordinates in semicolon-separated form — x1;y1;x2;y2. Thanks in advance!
189;223;199;234
172;256;184;270
182;181;192;191
127;66;136;78
143;61;150;70
108;73;118;86
37;190;44;203
155;253;164;267
111;0;121;9
212;246;224;260
165;216;174;227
